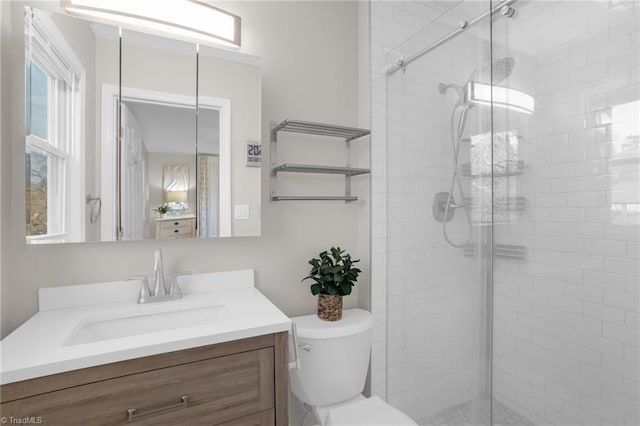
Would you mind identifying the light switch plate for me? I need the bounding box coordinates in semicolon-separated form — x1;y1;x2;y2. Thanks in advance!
234;204;250;220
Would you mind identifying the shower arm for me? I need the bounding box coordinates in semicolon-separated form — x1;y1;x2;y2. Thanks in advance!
386;0;517;76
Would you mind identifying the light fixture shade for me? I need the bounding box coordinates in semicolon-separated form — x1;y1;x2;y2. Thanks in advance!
61;0;241;48
468;82;535;114
165;190;188;203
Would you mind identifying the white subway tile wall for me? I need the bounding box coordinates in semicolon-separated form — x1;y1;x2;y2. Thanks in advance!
491;2;639;425
370;0;447;403
371;1;639;425
371;0;495;421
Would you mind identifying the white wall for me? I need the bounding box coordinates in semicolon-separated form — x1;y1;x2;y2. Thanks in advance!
0;1;368;346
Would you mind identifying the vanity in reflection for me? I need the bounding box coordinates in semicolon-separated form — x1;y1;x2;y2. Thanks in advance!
23;5;262;244
155;214;197;239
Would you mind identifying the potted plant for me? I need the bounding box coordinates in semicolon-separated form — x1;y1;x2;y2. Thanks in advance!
154;204;171;217
302;247;361;321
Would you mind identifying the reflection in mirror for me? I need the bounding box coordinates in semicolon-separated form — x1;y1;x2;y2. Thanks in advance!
197;107;221;238
24;7;118;244
22;7;262;244
163;164;190;210
117;28;196;241
198;44;261;237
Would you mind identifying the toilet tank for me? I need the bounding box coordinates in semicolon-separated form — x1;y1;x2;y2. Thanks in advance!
289;309;373;407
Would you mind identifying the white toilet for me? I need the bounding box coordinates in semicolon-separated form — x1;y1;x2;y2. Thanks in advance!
289;308;417;426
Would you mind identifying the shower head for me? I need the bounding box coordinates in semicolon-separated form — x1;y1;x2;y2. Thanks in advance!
468;56;515;85
438;56;516;98
491;56;515;84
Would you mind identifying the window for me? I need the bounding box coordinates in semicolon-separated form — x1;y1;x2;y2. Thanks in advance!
25;8;84;243
470;130;522;225
610;100;640;225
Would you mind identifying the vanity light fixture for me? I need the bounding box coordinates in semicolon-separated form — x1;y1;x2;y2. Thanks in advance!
61;0;241;48
467;82;535;114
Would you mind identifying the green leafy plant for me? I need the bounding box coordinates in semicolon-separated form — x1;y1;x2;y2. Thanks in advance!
302;247;361;296
154;204;172;214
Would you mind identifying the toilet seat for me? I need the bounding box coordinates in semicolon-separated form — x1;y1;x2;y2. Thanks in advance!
325;396;417;426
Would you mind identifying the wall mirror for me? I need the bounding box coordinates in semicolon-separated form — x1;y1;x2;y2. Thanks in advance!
22;5;261;244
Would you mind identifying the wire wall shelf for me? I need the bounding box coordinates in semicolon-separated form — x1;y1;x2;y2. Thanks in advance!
464;244;526;260
464;196;527;211
273;164;371;177
460;160;525;178
270;119;371;202
272;119;371;141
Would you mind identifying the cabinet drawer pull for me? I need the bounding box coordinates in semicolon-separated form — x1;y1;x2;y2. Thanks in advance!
174;229;179;233
127;395;189;422
174;221;179;225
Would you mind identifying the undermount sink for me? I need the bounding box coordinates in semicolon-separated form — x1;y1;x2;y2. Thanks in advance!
1;270;292;385
64;304;229;346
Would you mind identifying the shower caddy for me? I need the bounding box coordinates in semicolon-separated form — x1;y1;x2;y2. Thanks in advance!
270;119;370;201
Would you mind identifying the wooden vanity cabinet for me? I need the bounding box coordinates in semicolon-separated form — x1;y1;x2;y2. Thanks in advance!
0;333;288;426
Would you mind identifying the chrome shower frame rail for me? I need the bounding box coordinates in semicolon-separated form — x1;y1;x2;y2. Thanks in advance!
386;0;517;76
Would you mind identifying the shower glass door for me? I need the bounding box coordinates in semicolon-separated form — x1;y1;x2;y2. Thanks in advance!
491;1;639;425
384;1;494;424
383;0;639;425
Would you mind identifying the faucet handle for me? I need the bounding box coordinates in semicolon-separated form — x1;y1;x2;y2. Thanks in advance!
126;275;151;304
167;271;191;297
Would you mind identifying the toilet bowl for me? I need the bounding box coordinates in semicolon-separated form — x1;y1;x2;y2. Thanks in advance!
289;309;417;426
325;395;415;425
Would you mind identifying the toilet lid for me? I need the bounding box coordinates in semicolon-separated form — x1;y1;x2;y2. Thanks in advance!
325;396;417;426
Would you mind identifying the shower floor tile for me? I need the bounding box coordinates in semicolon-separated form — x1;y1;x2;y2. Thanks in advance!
418;400;534;426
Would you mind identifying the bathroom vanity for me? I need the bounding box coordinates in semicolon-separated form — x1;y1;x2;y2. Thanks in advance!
0;270;290;425
1;334;286;425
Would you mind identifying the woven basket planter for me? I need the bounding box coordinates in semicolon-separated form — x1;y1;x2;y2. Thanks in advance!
317;294;343;321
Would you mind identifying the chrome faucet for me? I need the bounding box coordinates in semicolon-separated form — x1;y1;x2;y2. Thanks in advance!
126;249;190;304
153;249;166;296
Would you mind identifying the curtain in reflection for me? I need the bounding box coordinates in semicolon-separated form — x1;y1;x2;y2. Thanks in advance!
197;155;219;238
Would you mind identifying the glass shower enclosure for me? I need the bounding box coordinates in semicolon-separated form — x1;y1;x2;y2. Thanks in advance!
382;0;639;425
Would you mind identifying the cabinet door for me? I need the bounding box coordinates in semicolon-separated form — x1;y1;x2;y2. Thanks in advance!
1;348;274;426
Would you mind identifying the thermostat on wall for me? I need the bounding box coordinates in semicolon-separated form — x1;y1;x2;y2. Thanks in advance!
246;142;261;167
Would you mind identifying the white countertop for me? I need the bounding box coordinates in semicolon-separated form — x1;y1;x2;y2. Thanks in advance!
0;270;291;385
